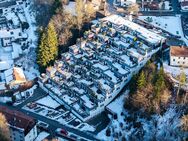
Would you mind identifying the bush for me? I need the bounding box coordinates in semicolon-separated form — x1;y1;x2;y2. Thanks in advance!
106;128;111;136
114;114;118;119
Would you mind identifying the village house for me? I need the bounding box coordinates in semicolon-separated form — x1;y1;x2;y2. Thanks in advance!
0;0;29;91
170;46;188;67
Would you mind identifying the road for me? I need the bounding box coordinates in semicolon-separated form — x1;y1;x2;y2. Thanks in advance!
0;88;100;141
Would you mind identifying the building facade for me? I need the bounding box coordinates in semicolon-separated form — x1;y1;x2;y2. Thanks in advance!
170;46;188;67
0;106;37;141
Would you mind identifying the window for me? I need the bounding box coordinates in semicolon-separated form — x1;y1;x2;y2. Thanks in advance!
183;62;185;64
173;59;175;61
184;57;186;59
178;61;180;64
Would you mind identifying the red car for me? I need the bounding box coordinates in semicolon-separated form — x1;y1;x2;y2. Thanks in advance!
60;129;68;136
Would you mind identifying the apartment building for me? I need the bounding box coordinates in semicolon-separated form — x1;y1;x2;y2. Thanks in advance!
38;15;165;121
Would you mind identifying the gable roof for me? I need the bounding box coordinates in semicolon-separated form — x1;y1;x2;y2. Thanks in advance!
170;46;188;57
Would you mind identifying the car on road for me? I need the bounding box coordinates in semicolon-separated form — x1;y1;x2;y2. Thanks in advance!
56;128;68;137
37;121;49;131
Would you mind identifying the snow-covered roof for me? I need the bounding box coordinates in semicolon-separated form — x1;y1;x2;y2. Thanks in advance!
0;28;27;39
0;60;12;70
81;95;95;109
36;96;60;109
102;15;165;45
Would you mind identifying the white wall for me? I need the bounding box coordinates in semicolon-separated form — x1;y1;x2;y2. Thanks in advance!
170;56;188;67
24;125;37;141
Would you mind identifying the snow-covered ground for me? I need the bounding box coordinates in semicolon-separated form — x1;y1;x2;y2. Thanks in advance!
163;61;188;78
36;95;61;109
64;2;76;15
97;91;187;141
79;123;95;132
15;2;39;81
139;16;188;45
106;90;129;123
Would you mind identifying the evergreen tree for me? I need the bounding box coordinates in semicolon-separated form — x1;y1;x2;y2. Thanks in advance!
137;71;146;90
154;68;165;99
129;74;137;93
46;21;58;61
37;22;58;72
37;32;49;70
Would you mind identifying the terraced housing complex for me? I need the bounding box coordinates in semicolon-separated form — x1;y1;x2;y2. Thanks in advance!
38;15;165;121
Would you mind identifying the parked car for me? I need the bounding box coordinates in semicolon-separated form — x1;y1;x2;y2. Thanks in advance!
56;128;68;136
37;121;49;131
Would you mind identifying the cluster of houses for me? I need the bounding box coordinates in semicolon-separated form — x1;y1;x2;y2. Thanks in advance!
0;0;29;91
38;15;165;121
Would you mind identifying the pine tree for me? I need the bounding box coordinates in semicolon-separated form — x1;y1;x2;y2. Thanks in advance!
137;71;146;90
154;68;166;99
129;74;137;93
37;32;49;70
37;22;58;72
46;21;58;62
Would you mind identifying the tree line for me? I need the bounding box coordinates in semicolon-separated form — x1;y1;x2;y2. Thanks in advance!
127;61;173;114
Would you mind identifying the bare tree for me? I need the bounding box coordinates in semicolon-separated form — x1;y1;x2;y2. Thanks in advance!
176;70;186;98
160;89;171;106
85;2;96;22
181;114;188;131
75;0;85;33
0;113;10;141
127;3;140;15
